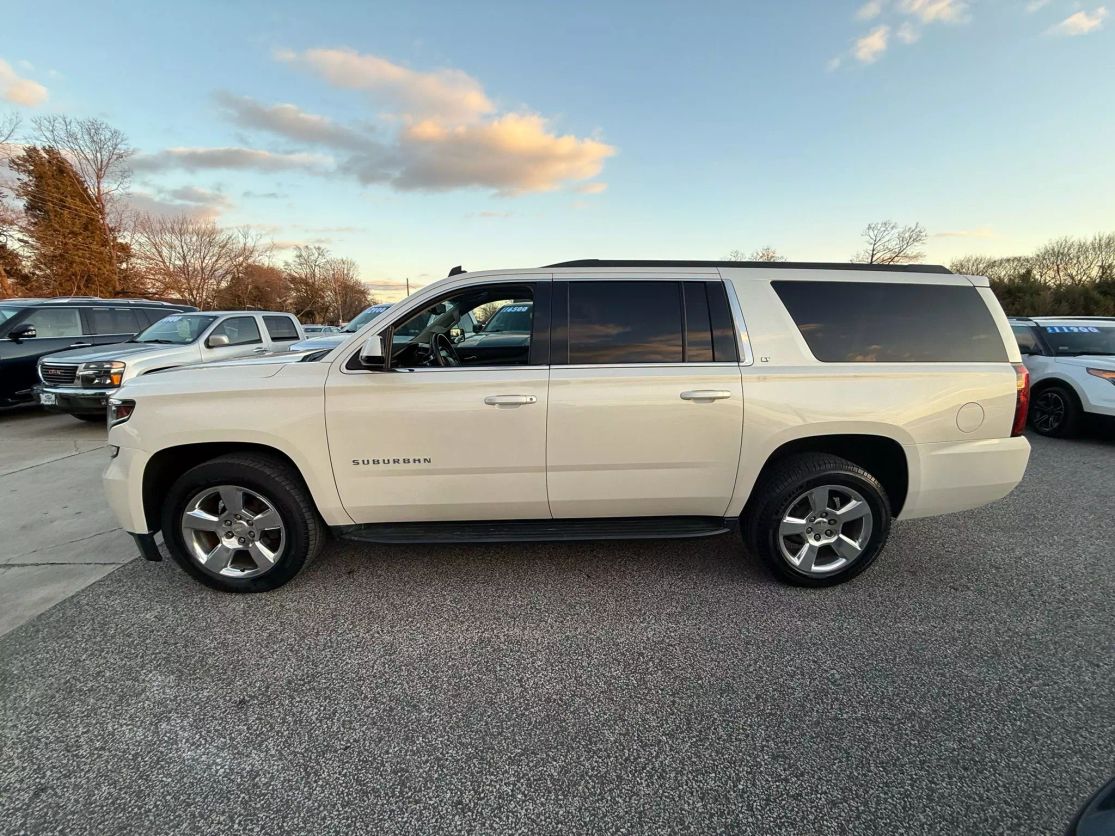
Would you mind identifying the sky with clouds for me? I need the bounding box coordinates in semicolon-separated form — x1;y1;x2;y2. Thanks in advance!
2;0;1112;299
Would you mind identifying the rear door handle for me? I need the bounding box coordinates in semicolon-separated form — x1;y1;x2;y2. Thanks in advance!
484;395;537;406
680;390;732;401
253;347;268;353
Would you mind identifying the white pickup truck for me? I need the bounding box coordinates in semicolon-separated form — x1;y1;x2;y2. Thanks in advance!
38;311;303;419
103;260;1031;592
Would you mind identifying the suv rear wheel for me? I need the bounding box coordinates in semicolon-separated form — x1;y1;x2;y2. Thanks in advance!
743;453;892;587
161;453;323;592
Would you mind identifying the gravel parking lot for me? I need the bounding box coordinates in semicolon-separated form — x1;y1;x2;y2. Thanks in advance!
0;413;1112;835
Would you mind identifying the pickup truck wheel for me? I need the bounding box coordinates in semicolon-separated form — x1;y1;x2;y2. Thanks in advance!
743;453;892;587
1029;385;1081;438
161;454;322;592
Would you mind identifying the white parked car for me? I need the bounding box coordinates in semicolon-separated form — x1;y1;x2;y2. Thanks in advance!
1009;317;1115;436
38;311;304;419
103;259;1031;592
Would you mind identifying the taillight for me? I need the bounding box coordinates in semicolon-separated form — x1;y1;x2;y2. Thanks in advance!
1011;363;1029;437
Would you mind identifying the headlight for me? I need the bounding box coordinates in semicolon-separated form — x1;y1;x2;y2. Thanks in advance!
79;360;125;388
1086;368;1115;384
107;398;135;426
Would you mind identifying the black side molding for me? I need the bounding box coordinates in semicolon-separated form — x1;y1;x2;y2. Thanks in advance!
131;532;163;561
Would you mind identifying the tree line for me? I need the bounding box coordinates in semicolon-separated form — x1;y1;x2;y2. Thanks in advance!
0;113;373;323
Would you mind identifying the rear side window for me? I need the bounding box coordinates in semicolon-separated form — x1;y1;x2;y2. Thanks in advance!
567;281;683;364
264;316;300;342
773;281;1008;363
88;307;141;335
209;316;262;346
23;307;83;337
1011;325;1041;355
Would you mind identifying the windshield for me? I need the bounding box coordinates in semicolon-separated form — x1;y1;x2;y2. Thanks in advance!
483;303;533;333
132;314;217;344
1042;324;1115;356
342;304;392;333
0;306;25;326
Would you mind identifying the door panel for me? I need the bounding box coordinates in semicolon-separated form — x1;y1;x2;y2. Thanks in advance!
547;365;744;518
326;367;550;523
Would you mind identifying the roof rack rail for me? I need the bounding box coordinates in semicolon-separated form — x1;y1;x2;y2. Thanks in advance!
542;259;953;275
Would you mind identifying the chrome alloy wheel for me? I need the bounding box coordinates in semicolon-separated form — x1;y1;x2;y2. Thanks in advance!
180;485;286;578
777;484;874;576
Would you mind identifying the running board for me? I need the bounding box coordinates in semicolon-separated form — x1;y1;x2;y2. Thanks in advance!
336;516;735;545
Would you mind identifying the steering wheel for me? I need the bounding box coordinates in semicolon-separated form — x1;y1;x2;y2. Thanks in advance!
431;332;462;367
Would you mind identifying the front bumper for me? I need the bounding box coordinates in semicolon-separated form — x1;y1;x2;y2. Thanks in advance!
37;385;119;415
103;444;152;534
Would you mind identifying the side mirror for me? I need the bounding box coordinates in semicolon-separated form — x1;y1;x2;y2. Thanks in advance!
9;324;37;341
359;334;385;367
206;334;230;348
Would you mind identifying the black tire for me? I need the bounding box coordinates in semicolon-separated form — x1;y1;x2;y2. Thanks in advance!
1029;384;1082;438
161;453;323;592
742;453;892;587
74;414;105;423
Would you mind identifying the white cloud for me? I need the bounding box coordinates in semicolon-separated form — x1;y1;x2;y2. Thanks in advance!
1047;6;1108;35
574;182;608;195
125;190;228;221
0;58;48;106
133;147;333;173
1026;0;1053;12
899;0;970;24
857;0;886;20
854;26;891;62
276;48;494;126
897;22;922;42
214;91;372;151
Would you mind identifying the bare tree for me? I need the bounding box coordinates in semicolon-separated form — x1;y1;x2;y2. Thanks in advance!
724;247;787;262
851;220;927;265
0;112;19;147
325;257;370;323
132;215;263;308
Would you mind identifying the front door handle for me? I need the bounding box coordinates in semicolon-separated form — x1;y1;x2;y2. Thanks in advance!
680;390;732;401
68;342;93;348
253;347;268;353
484;395;537;406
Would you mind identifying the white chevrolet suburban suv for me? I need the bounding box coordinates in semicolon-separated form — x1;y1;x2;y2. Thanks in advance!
103;260;1032;592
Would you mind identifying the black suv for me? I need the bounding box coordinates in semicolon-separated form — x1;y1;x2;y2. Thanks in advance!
0;297;197;406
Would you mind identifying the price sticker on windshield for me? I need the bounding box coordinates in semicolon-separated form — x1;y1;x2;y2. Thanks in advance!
1045;325;1099;333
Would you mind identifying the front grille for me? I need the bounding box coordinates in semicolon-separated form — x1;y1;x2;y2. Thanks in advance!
40;363;79;386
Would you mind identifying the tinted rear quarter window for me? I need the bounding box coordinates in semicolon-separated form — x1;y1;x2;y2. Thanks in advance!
88;307;141;335
264;316;300;342
1011;325;1041;355
773;281;1008;363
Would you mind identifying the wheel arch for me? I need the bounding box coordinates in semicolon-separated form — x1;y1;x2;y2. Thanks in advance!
142;442;309;534
743;434;910;518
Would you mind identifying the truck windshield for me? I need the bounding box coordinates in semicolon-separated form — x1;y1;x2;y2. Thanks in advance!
483;303;533;333
132;314;217;344
342;304;391;333
1042;324;1115;356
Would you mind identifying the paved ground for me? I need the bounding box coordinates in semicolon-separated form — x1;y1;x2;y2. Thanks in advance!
0;416;1112;835
0;407;134;637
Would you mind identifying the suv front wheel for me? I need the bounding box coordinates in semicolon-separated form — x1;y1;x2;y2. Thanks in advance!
744;453;892;587
161;453;323;592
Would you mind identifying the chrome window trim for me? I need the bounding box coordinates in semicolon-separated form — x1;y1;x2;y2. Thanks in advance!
720;278;755;367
